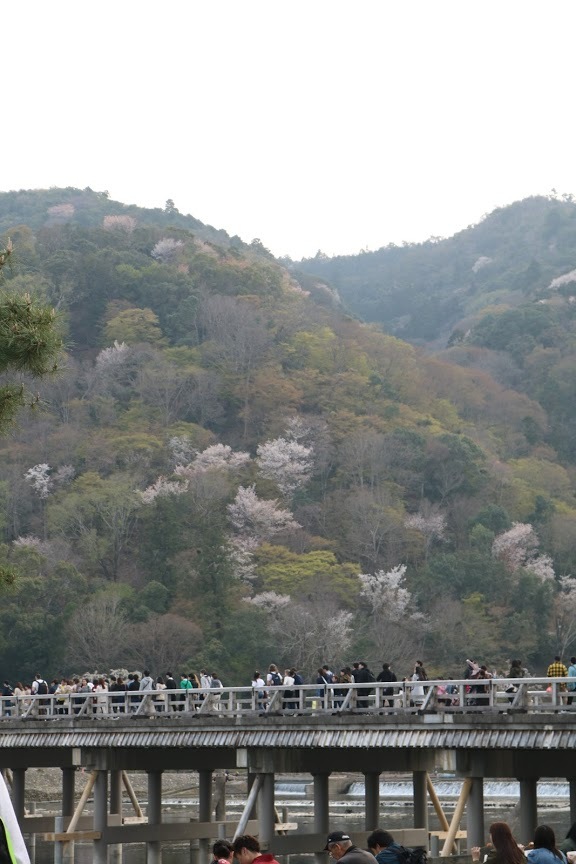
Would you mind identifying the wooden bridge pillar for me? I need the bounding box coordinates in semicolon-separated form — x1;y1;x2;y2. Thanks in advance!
569;778;576;825
62;768;75;818
519;778;538;845
12;768;26;822
147;770;162;864
198;769;213;864
258;773;275;851
364;771;380;830
93;770;108;864
110;770;123;864
313;773;330;864
413;770;428;831
467;777;485;849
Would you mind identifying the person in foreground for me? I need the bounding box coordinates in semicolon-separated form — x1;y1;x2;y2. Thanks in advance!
471;822;525;864
526;826;567;864
367;829;404;864
212;840;234;864
558;824;576;856
323;830;376;864
233;834;280;864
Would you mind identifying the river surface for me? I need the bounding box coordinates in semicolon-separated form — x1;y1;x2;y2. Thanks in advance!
27;778;573;863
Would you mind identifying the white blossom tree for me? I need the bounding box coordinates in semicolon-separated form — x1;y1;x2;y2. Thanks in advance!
137;476;186;504
256;437;313;497
245;593;353;670
227;485;300;543
492;522;555;581
168;435;196;468
227;536;259;582
24;464;51;499
554;575;576;657
151;238;183;262
405;508;447;559
180;443;250;475
359;564;428;666
95;341;130;373
24;463;75;499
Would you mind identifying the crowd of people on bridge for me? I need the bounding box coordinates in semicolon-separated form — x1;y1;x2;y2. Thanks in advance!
2;652;576;716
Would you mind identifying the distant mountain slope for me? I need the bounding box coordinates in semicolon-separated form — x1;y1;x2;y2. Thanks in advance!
0;187;574;680
295;195;576;343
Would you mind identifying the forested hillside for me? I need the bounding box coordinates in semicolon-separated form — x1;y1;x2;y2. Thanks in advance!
0;187;574;682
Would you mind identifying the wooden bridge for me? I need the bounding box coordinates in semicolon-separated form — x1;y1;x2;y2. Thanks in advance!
3;683;576;864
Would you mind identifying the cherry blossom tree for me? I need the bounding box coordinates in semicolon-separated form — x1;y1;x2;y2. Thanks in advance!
151;238;183;262
179;443;250;475
492;522;555;581
405;508;447;559
227;485;300;543
256;437;313;497
554;575;576;657
24;464;51;499
95;341;130;373
359;564;428;666
245;593;353;669
137;476;186;504
227;536;259;582
24;463;75;499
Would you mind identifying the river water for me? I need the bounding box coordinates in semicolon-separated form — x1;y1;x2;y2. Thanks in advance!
28;778;573;863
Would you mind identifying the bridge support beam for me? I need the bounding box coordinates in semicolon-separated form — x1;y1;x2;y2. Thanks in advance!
413;770;428;831
147;770;162;864
93;770;108;864
258;773;275;851
569;779;576;825
364;771;380;830
519;778;538;844
313;773;330;864
199;769;213;864
12;768;25;822
467;778;484;849
110;770;123;864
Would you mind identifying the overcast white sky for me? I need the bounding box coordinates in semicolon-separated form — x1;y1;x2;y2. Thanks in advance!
3;2;575;259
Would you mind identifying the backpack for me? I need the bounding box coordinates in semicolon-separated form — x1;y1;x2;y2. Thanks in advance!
270;672;282;686
36;680;48;696
396;847;427;864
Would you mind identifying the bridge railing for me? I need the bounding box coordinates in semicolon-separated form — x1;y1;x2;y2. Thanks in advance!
0;677;573;719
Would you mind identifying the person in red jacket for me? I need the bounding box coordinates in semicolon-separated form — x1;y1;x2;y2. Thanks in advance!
233;834;280;864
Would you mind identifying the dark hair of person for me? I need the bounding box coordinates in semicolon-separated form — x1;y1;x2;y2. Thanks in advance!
213;840;233;859
489;822;525;864
367;830;394;850
533;825;563;858
565;823;576;844
232;835;260;855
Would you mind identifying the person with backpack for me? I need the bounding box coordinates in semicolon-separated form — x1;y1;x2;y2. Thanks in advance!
354;661;376;710
367;829;426;864
31;674;49;716
266;665;283;688
291;667;304;711
377;663;398;708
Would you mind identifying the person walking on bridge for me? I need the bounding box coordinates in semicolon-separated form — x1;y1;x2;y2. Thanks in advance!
547;656;568;705
324;831;375;864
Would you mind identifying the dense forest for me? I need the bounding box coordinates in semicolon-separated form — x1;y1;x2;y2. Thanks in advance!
0;187;574;683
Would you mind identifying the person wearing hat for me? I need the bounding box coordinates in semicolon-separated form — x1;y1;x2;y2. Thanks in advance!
324;831;375;864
